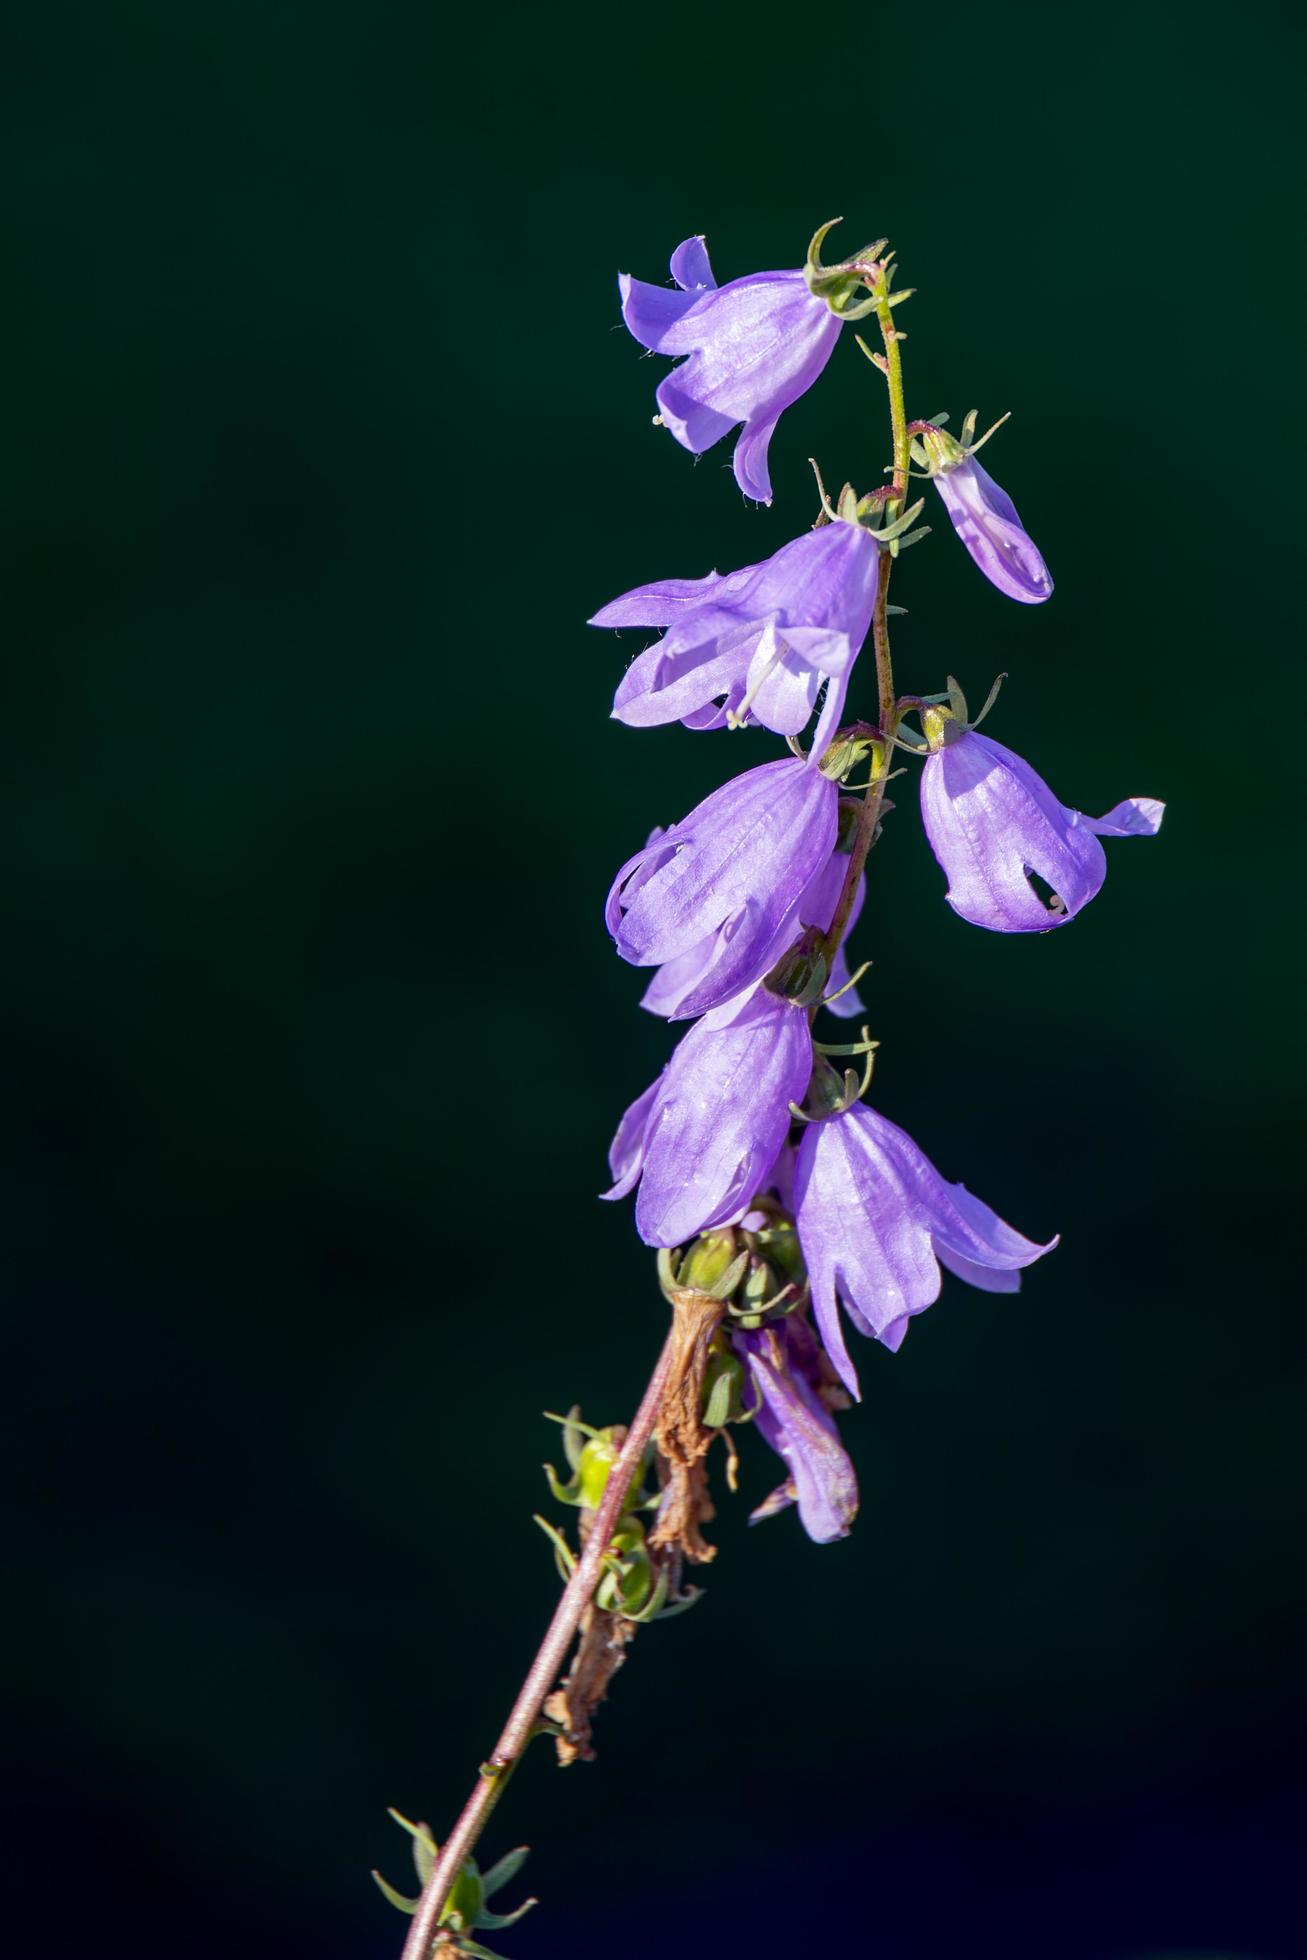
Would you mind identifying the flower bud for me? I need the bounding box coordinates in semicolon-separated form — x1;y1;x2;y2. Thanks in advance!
576;1432;620;1510
763;925;829;1008
701;1338;749;1428
442;1860;484;1932
676;1228;743;1295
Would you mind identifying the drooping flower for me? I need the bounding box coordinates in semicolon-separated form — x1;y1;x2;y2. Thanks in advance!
603;986;813;1249
637;832;867;1024
917;424;1052;604
591;519;878;758
919;728;1164;933
607;759;838;1021
794;1101;1057;1395
619;234;843;504
737;1317;858;1544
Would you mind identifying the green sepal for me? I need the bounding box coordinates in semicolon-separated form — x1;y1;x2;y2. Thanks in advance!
474;1898;539;1931
480;1847;530;1899
371;1870;419;1916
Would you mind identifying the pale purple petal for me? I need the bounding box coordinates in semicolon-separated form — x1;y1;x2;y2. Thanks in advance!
655;373;738;456
795;1107;941;1396
589;566;757;631
932;456;1053;604
607;758;838;1019
669;235;716;292
595;521;876;745
759;844;866;1021
731;413;780;505
618;272;706;353
794;1102;1055;1393
610;614;759;728
634;988;811;1248
921;732;1106;932
619;246;842;506
600;1074;662;1202
740;1326;858;1544
1082;796;1166;839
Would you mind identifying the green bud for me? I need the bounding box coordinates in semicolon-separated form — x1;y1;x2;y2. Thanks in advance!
751;1217;807;1287
701;1341;747;1428
920;704;964;753
676;1228;741;1294
916;425;967;477
596;1519;655;1617
819;731;882;783
763;925;829;1009
575;1432;619;1509
442;1859;484;1932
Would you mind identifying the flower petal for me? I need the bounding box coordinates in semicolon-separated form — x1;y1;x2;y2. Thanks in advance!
600;1074;662;1201
617;271;708;354
933;457;1053;604
920;731;1108;931
669;235;716;292
741;1328;858;1544
1082;796;1166;839
634;989;811;1248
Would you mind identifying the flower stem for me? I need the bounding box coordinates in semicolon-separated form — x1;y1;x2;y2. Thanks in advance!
874;265;910;517
820;269;909;968
398;1330;677;1960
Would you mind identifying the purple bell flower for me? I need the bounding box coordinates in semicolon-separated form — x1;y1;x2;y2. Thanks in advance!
738;1317;858;1545
591;519;878;758
639;842;867;1023
917;423;1051;604
619;234;842;504
794;1102;1057;1396
602;986;812;1249
933;455;1053;603
920;729;1164;933
607;759;838;1022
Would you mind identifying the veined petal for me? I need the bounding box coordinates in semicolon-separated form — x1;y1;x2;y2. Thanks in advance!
589;566;756;630
601;1073;662;1201
921;732;1108;932
611;622;756;728
933;456;1053;604
634;989;811;1248
741;1327;858;1544
669;235;716;292
1082;796;1166;839
732;413;780;504
795;1107;941;1396
923;1177;1058;1276
608;758;836;980
655;372;738;456
618;270;709;353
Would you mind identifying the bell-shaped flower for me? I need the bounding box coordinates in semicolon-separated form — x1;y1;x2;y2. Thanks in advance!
607;759;838;1022
920;728;1164;933
602;986;812;1249
794;1101;1057;1396
591;519;878;758
638;833;867;1024
917;422;1052;604
737;1317;858;1545
619;234;843;504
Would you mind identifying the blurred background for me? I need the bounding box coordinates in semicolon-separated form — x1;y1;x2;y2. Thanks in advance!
2;3;1301;1956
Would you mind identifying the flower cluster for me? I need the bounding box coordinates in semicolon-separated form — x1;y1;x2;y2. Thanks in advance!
597;228;1163;1542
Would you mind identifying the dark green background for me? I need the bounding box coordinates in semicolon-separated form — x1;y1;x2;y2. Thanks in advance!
3;3;1300;1956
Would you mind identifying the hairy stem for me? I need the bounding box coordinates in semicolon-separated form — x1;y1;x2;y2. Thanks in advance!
399;1330;677;1960
820;267;909;967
